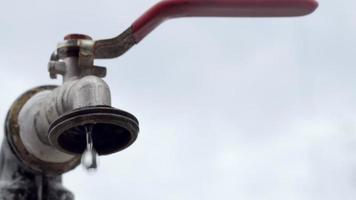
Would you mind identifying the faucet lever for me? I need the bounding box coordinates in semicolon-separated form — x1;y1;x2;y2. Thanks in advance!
91;0;318;59
50;0;318;70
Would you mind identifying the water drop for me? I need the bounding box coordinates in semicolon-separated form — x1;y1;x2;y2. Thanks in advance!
81;125;99;171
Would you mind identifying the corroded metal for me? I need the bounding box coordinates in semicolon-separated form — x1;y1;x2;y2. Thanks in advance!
5;86;81;176
50;36;106;81
0;140;74;200
93;28;136;59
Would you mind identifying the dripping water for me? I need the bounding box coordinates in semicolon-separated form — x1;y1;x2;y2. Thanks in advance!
81;125;99;171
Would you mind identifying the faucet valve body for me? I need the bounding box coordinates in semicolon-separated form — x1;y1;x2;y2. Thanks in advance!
48;34;106;81
5;34;140;175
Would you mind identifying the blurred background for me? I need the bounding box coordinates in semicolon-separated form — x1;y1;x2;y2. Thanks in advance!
1;0;356;199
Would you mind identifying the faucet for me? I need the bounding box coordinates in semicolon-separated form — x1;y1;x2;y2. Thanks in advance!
7;33;140;175
0;0;318;199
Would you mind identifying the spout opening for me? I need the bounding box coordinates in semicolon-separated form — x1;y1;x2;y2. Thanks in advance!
57;123;134;155
48;106;139;156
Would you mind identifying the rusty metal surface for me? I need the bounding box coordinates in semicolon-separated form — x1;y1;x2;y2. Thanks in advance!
50;41;107;81
64;34;92;41
5;85;81;176
0;140;74;200
93;27;136;59
54;28;136;62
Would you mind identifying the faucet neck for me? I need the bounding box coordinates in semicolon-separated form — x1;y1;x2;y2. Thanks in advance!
48;34;106;82
62;57;81;82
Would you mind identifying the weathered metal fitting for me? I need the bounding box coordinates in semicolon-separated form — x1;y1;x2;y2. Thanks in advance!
80;65;107;78
57;39;95;61
48;59;106;80
5;86;80;175
6;75;113;175
94;28;136;59
48;61;66;79
64;34;92;41
48;37;106;81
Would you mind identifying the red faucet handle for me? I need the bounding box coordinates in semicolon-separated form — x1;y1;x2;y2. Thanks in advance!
132;0;318;42
93;0;318;59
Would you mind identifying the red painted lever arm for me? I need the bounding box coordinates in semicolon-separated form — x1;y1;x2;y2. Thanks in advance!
132;0;318;42
93;0;318;59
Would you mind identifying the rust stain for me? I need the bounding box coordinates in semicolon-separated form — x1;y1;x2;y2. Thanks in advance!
5;85;81;176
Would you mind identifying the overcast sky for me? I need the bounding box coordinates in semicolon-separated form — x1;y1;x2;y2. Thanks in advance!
1;0;356;199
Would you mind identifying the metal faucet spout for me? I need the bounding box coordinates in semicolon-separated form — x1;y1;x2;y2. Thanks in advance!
5;34;139;175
